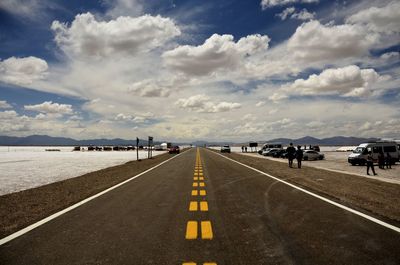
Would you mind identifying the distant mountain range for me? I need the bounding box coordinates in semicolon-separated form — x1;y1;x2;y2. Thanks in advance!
201;136;381;146
265;136;379;146
0;135;381;146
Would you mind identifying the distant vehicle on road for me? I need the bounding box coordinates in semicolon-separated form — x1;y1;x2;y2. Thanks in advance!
221;145;231;153
348;141;399;165
169;146;180;154
303;150;324;161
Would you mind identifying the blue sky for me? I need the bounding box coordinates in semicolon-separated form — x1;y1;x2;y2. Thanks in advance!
0;0;399;141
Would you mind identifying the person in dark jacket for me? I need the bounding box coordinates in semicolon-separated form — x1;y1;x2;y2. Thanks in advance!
366;151;377;175
385;152;392;169
378;151;385;169
296;145;303;168
286;143;296;168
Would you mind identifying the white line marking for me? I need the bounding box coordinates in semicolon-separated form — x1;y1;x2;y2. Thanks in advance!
0;151;187;246
213;151;400;234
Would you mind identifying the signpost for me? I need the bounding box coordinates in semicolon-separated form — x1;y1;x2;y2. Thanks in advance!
136;137;140;161
148;136;153;159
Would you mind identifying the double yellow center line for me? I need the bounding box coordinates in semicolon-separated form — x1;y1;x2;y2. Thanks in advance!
183;148;217;265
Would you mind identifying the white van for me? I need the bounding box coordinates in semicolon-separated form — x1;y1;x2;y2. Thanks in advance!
348;141;399;165
258;143;282;154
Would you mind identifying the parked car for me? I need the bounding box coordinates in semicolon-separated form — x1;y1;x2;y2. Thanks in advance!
169;146;180;154
272;149;286;158
262;148;279;156
221;145;231;153
303;150;324;161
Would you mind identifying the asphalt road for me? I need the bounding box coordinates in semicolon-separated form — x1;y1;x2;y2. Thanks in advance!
1;148;399;265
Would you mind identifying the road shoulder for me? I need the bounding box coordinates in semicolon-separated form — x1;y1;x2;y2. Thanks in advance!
209;149;400;225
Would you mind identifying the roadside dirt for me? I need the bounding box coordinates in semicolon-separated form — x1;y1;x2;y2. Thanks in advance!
0;151;182;238
221;152;400;225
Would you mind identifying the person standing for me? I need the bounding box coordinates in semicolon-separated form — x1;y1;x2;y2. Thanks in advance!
296;145;303;168
287;143;296;168
378;151;385;169
366;151;377;175
385;152;392;169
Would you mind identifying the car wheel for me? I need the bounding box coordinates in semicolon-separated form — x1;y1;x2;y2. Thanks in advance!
351;162;356;166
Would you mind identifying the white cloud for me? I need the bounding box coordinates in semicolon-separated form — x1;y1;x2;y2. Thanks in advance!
346;1;400;34
51;12;181;58
128;80;171;97
291;8;315;20
277;7;314;20
261;0;318;9
380;52;399;61
0;100;12;109
276;7;295;20
287;20;379;62
270;65;389;101
0;0;58;20
163;33;270;76
24;101;74;115
175;94;241;113
0;57;48;86
256;101;266;107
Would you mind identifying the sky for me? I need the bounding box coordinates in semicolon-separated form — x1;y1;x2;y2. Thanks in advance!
0;0;399;142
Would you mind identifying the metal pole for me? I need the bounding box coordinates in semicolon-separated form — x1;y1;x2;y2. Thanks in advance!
136;137;139;161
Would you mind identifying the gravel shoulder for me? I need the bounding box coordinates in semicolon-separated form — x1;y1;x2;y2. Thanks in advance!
217;151;400;225
0;151;185;238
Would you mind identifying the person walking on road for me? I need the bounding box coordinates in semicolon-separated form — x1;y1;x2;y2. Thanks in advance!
287;143;296;168
366;151;377;175
296;145;303;168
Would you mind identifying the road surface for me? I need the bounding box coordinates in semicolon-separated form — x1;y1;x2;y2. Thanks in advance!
1;148;399;264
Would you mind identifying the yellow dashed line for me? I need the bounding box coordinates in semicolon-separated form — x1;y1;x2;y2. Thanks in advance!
186;221;198;239
191;190;198;196
200;201;208;211
194;177;199;180
182;263;196;265
199;190;206;196
204;263;218;265
201;221;213;239
189;201;198;211
199;182;205;187
193;182;199;187
199;177;204;181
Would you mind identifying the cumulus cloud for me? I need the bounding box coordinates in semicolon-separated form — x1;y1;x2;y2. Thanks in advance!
287;20;378;62
277;7;314;20
128;80;171;97
51;12;181;58
0;100;12;109
114;113;152;123
346;1;400;34
175;94;241;113
24;101;74;115
270;65;389;101
163;33;270;76
261;0;318;9
0;56;48;86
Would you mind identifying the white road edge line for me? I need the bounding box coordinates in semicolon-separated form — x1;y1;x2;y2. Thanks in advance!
214;151;400;234
0;151;186;246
